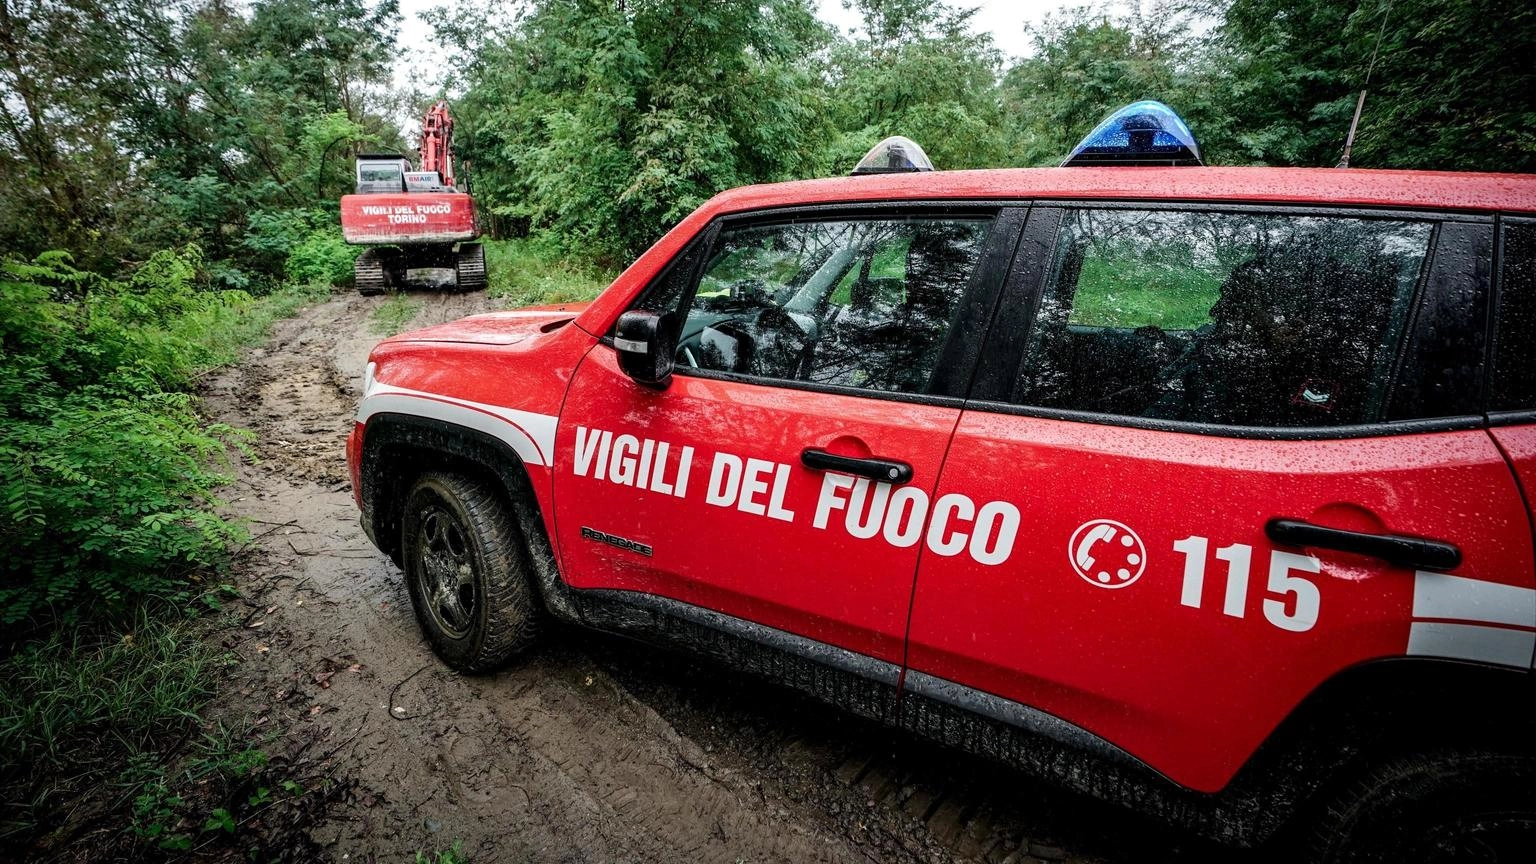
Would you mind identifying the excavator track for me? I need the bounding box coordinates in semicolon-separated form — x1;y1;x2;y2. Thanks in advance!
456;243;487;293
355;249;387;296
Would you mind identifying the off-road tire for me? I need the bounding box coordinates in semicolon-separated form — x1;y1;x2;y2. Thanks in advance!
1309;750;1536;863
355;248;387;296
401;472;539;672
455;242;487;293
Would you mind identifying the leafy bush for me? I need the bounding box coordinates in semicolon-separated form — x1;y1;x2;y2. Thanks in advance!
285;225;356;287
485;238;616;308
0;248;324;624
0;386;245;622
245;208;356;288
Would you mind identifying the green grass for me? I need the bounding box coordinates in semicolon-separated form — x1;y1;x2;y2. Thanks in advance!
0;604;223;847
0;272;334;853
371;291;421;336
175;279;334;369
416;842;469;864
1070;252;1221;331
0;606;220;774
868;237;909;278
484;238;616;308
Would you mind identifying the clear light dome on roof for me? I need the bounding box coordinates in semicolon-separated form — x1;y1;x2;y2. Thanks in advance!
1062;100;1203;167
851;136;935;176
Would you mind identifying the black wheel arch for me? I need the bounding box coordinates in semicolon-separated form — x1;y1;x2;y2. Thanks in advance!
1221;656;1535;844
359;412;582;623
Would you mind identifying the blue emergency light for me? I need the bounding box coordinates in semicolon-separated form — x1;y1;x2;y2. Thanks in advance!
1062;100;1203;167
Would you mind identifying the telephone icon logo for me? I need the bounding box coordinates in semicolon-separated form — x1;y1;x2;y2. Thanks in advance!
1069;519;1146;589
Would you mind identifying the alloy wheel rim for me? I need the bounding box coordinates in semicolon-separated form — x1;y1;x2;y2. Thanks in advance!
415;505;477;640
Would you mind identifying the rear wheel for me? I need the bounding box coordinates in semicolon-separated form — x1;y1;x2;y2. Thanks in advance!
1311;751;1536;863
354;249;386;296
455;242;487;293
401;472;539;672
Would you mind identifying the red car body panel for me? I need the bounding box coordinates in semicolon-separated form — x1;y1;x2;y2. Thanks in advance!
340;191;478;245
350;166;1536;798
907;416;1533;791
349;314;596;541
388;308;584;345
552;347;962;665
1491;423;1536;549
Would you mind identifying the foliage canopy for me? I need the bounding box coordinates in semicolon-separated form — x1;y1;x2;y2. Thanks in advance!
3;0;1532;271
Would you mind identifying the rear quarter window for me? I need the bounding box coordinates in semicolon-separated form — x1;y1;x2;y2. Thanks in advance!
1492;221;1536;412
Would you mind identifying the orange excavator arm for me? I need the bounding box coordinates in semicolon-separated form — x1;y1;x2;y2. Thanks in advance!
419;100;455;189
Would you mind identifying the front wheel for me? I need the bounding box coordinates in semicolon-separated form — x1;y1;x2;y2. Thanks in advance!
401;472;539;672
1310;751;1536;863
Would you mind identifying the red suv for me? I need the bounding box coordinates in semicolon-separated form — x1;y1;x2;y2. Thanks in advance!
348;112;1536;860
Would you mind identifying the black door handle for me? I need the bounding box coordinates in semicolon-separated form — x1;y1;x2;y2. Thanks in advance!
801;448;913;484
1265;518;1462;571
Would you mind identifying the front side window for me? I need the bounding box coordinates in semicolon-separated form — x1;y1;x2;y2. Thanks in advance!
1014;208;1433;428
666;216;992;395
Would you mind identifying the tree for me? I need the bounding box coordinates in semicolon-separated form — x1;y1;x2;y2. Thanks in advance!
0;0;406;274
450;0;832;262
1210;0;1536;170
824;0;1011;171
0;0;149;262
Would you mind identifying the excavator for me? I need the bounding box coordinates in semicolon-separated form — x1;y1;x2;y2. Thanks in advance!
340;101;484;295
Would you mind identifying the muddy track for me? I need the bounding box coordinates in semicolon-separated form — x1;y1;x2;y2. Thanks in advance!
204;290;1232;863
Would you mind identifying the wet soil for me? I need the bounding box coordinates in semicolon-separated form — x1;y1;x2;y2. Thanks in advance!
204;290;1237;864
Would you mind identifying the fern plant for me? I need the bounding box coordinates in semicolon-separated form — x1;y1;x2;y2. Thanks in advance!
0;248;253;624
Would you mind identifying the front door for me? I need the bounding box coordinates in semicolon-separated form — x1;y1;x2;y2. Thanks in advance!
904;205;1533;792
554;208;1016;665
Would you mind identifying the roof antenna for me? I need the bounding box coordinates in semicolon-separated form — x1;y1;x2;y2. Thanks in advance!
1338;0;1396;168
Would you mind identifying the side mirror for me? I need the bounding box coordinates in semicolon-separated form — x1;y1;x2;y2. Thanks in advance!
614;310;678;388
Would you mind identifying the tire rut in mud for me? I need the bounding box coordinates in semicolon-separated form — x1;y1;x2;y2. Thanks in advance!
205;291;1227;864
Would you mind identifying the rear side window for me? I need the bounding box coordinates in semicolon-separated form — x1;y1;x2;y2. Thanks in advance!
670;216;992;395
1013;209;1432;428
1492;222;1536;411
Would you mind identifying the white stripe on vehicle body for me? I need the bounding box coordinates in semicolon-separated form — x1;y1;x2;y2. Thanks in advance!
1406;571;1536;668
1406;621;1536;669
1412;572;1536;627
358;371;557;468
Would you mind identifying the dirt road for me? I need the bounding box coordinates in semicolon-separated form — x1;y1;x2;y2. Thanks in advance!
203;290;1227;864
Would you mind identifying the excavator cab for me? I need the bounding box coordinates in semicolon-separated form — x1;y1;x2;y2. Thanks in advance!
354;155;410;194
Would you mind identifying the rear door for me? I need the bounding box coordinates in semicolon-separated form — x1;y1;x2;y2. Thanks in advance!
903;205;1534;793
553;207;1023;667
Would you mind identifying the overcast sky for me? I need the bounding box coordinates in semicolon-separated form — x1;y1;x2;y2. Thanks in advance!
814;0;1067;57
393;0;1083;90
